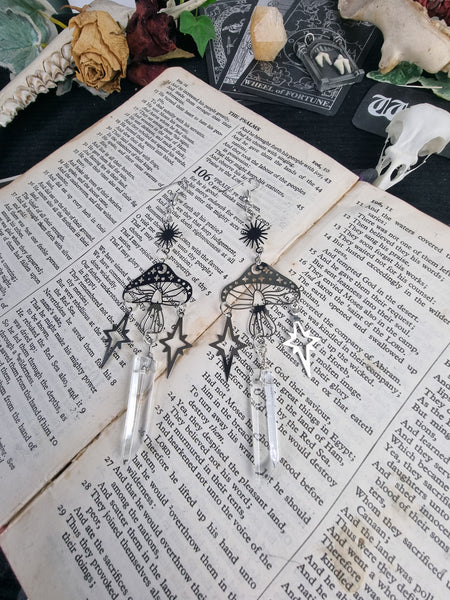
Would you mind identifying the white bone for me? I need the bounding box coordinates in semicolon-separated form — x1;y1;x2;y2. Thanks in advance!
333;54;351;74
0;0;134;127
374;103;450;190
338;0;450;76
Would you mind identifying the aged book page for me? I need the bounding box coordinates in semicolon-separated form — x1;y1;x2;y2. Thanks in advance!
0;68;355;528
1;182;448;599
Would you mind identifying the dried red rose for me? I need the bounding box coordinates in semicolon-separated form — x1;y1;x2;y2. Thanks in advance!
126;0;177;62
127;62;167;86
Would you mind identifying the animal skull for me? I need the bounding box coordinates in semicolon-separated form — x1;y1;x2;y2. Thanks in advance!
374;103;450;190
338;0;450;75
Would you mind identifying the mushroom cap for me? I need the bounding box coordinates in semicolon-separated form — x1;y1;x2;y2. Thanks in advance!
122;262;192;306
221;262;299;309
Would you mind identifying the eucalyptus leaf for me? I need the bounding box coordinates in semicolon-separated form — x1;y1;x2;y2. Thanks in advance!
0;9;43;75
367;61;450;102
179;11;216;58
367;62;423;86
0;0;58;43
428;72;450;102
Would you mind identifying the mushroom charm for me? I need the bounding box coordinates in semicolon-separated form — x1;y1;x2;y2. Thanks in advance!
100;180;194;463
122;262;192;375
209;179;318;473
220;262;300;340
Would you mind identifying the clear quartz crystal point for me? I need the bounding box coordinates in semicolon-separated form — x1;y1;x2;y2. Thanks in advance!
121;354;157;464
250;368;279;475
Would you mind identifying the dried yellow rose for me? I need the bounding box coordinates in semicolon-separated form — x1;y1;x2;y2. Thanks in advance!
69;10;129;94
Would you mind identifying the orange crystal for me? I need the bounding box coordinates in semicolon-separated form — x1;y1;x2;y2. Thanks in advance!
250;7;287;61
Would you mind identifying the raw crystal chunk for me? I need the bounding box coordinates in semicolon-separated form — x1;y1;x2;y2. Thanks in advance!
250;7;287;61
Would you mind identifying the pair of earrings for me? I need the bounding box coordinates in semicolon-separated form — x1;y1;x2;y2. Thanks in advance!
100;178;318;470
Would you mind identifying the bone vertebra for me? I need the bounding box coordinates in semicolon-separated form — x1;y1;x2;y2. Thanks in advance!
338;0;450;75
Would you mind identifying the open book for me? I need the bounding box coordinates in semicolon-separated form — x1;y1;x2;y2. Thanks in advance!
0;68;448;600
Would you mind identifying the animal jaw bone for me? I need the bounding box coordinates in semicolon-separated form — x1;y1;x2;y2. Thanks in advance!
0;0;134;128
338;0;450;75
374;103;450;190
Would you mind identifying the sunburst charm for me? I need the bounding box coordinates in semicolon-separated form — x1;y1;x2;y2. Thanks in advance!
240;218;270;249
155;223;182;249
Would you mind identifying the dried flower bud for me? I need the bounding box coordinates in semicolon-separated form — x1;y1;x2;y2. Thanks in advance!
69;10;129;93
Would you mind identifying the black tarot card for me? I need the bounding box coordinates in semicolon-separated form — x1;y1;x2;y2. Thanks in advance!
234;0;377;115
203;0;258;89
203;0;295;102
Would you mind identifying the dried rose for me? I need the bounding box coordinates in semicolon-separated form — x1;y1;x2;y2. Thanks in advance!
414;0;450;24
126;0;176;62
69;10;129;94
126;62;167;86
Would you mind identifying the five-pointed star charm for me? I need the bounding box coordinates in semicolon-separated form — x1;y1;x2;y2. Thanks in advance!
283;320;319;378
160;317;192;377
209;317;245;381
100;312;132;368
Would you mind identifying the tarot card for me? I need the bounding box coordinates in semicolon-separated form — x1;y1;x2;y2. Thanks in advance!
234;0;377;115
203;0;258;88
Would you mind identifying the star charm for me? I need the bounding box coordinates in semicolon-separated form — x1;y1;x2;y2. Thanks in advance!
239;218;270;249
160;317;192;376
100;312;131;368
155;222;182;249
283;320;319;378
209;317;245;381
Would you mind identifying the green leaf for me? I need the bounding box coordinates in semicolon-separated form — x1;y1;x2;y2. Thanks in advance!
367;62;423;86
0;9;42;74
367;61;450;102
179;11;216;58
0;0;57;43
427;72;450;102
